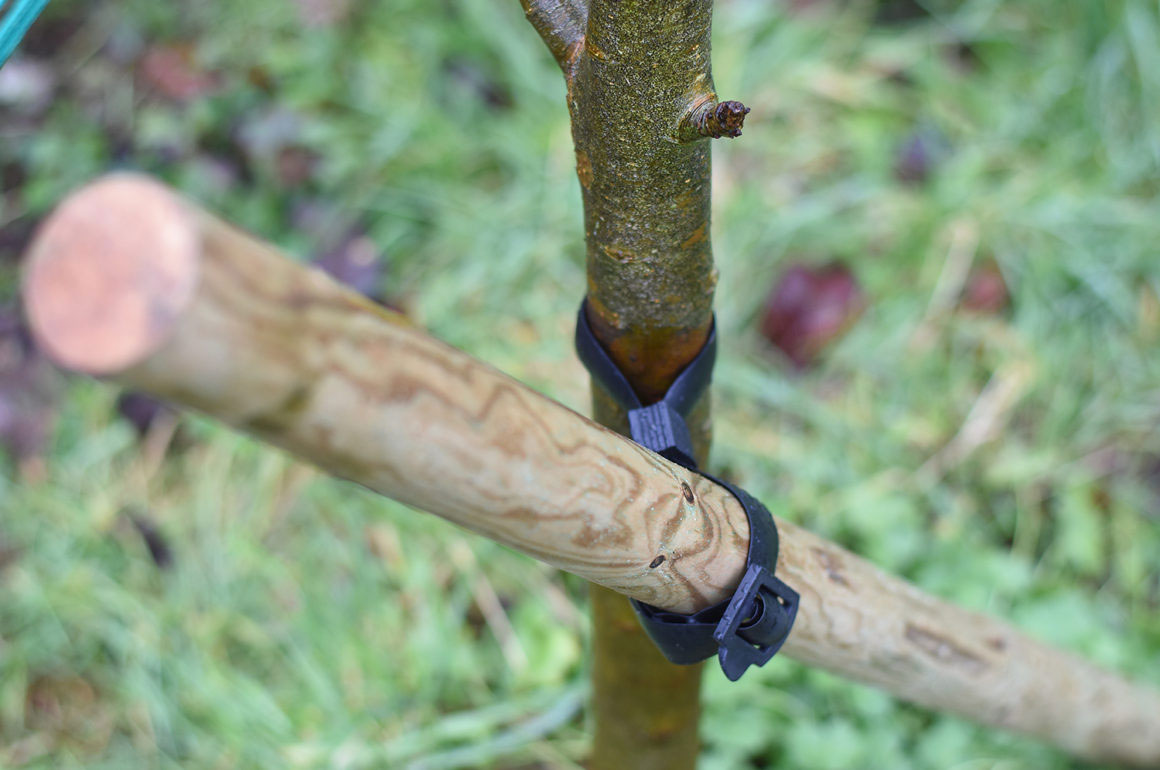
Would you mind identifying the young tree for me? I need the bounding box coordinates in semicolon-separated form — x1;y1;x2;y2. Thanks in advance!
521;1;749;765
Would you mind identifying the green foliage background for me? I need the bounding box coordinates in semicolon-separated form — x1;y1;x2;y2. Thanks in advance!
2;0;1159;767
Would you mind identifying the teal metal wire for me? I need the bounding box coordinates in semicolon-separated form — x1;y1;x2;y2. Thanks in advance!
0;0;50;67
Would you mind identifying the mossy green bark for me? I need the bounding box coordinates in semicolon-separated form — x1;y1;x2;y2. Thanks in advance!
520;1;743;766
571;0;719;402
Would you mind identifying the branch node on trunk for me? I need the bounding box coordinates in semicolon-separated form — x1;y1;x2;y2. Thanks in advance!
679;97;751;142
521;0;587;74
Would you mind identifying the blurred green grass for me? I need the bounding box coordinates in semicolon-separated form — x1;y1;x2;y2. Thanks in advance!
2;0;1159;767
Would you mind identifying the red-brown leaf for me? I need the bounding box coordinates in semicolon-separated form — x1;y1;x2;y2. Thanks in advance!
138;44;219;102
314;230;390;306
961;261;1009;314
760;262;866;368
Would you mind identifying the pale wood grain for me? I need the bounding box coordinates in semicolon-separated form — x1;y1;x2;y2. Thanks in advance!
23;175;1160;766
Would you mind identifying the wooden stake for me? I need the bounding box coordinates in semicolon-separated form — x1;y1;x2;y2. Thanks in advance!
23;175;1160;767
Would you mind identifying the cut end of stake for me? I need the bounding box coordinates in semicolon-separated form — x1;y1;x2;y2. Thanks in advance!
23;174;201;376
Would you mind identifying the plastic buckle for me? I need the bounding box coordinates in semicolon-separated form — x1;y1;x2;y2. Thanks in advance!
627;474;798;680
627;401;697;469
714;564;799;681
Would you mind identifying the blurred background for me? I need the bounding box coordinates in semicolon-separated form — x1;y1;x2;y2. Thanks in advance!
2;0;1159;767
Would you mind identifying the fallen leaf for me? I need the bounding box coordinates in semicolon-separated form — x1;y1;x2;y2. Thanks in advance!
961;260;1009;314
314;229;395;308
138;44;219;102
760;262;866;368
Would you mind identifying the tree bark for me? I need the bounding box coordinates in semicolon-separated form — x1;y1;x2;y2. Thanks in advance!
26;174;1160;768
521;1;748;765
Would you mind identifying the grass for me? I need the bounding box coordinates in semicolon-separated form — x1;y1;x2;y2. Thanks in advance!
2;0;1160;767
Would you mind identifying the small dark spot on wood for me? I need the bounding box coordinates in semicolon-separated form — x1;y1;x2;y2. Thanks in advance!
649;555;665;569
681;481;694;503
987;636;1007;652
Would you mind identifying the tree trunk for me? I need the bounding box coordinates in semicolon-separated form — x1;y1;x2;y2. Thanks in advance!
522;1;748;765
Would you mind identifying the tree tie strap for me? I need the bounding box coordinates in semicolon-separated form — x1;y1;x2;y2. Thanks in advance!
575;300;798;681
